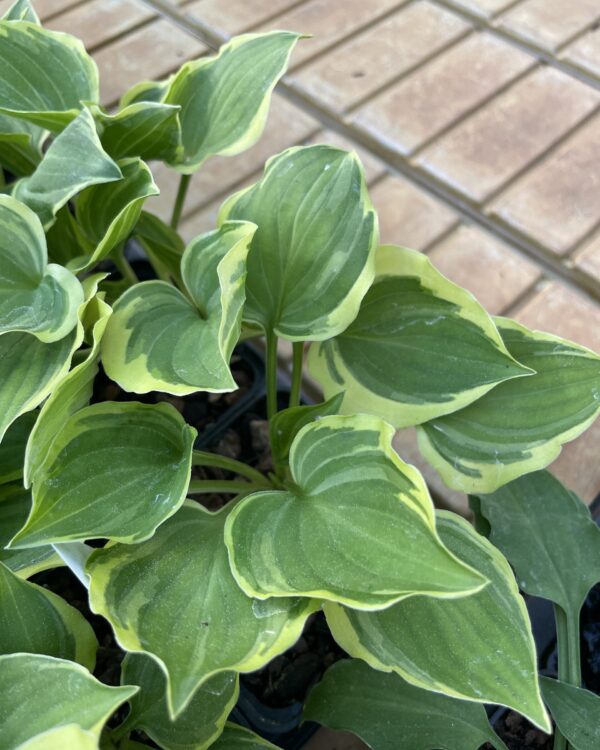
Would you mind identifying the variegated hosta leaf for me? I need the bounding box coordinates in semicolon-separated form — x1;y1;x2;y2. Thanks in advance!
0;411;36;484
71;157;159;272
120;654;238;750
3;0;40;22
0;653;136;750
0;560;97;667
0;21;98;131
24;294;112;488
45;206;92;266
102;221;256;395
9;401;195;548
87;501;318;718
120;76;174;108
219;145;377;341
225;415;485;610
0;485;60;577
13;108;122;228
478;471;600;615
0;114;45;176
418;317;600;493
210;724;282;750
541;677;600;750
308;245;531;428
165;32;301;172
134;211;185;284
304;659;508;750
17;725;98;750
324;512;550;730
0;195;83;341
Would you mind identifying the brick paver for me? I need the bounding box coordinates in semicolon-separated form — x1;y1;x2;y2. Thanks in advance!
38;0;600;505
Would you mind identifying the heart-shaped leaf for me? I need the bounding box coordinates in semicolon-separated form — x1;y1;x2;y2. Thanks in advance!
71;157;159;272
210;724;282;749
477;471;600;615
0;653;135;749
0;195;83;341
225;414;485;609
0;560;97;667
304;659;508;750
24;293;111;488
119;654;238;750
219;144;377;341
308;245;531;428
0;485;60;577
87;501;318;718
102;221;256;395
0;411;37;485
3;0;40;23
17;725;98;750
541;677;600;750
13;108;122;228
0;21;98;130
10;401;195;548
325;512;550;730
164;32;301;172
418;317;600;492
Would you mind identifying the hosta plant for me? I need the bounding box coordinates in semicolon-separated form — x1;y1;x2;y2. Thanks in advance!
1;2;600;748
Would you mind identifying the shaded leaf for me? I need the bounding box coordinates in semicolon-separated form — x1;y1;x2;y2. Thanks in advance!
134;210;185;284
540;677;600;750
210;724;282;749
87;501;318;718
418;317;600;492
0;115;44;176
0;411;37;484
219;144;377;341
308;246;531;428
225;414;485;610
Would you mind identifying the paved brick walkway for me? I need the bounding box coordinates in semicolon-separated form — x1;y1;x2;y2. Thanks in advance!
9;0;600;512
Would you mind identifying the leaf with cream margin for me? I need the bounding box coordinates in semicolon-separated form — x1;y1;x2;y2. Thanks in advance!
9;401;195;547
324;512;550;731
3;0;40;22
87;501;318;718
210;725;282;749
164;32;301;173
0;411;37;484
24;293;112;488
0;653;135;750
418;317;600;493
304;659;509;750
118;654;238;750
0;195;83;341
219;145;377;341
102;221;255;395
308;245;531;428
0;560;97;668
225;414;485;610
16;725;98;750
0;21;98;131
71;157;159;272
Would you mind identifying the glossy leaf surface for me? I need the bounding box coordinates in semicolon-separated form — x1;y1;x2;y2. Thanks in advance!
210;724;282;749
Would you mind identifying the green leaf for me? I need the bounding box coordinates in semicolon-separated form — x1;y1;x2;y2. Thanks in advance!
2;0;40;23
87;501;318;718
418;317;600;492
120;76;174;108
0;195;83;341
0;21;98;130
13;108;122;228
269;393;344;475
0;653;135;749
0;484;60;577
102;221;256;395
45;206;92;266
540;677;600;750
0;560;97;667
164;32;301;172
225;414;485;610
120;654;238;750
0;115;45;176
0;411;37;484
72;157;159;272
209;724;282;749
10;401;195;547
24;293;111;488
219;144;377;341
93;102;181;162
17;725;98;750
477;471;600;614
308;246;531;428
304;659;508;750
134;211;185;284
324;512;550;730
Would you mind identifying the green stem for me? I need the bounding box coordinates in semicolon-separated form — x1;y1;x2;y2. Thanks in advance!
266;330;279;421
113;246;138;286
553;604;581;750
566;607;582;686
192;450;270;487
170;173;191;230
289;341;304;408
188;479;266;495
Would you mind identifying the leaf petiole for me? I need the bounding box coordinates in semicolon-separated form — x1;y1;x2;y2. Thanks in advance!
289;341;304;408
170;173;191;230
192;450;270;486
188;479;268;495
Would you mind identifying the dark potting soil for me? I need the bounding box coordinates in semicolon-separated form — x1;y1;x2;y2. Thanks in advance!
484;712;551;749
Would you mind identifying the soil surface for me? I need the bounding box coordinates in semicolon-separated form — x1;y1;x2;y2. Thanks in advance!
484;712;551;749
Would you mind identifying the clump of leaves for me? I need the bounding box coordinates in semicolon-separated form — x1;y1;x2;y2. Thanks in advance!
1;2;599;749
